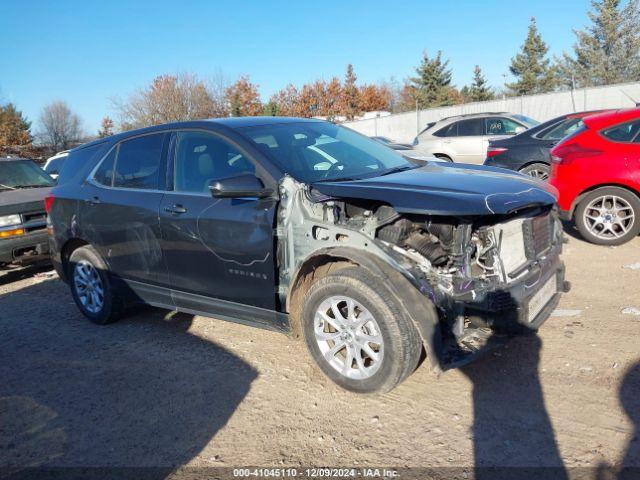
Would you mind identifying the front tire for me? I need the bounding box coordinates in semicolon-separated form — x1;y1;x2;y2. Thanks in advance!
301;267;422;394
574;187;640;245
68;245;122;324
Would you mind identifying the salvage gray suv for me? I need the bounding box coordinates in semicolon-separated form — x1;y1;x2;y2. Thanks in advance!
47;117;568;393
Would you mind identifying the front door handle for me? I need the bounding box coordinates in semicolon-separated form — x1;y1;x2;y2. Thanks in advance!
85;196;101;205
164;204;187;215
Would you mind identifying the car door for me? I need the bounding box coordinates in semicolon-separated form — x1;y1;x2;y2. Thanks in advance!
159;129;279;324
452;118;484;164
80;132;171;304
482;117;525;161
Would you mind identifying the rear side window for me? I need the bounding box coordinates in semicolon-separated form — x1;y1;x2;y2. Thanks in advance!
94;147;117;186
457;119;483;136
113;134;164;190
434;122;457;137
540;118;584;141
601;121;640;143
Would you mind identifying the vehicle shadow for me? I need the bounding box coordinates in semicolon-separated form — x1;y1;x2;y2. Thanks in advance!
616;361;640;480
0;279;258;478
0;263;53;286
460;334;568;480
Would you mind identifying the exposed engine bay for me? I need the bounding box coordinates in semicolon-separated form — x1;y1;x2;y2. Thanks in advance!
278;175;567;370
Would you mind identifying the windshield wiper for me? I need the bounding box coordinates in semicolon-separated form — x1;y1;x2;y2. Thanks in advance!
378;165;416;176
12;184;49;189
0;183;16;190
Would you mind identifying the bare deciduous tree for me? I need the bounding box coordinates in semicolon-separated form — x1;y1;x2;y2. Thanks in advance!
113;73;229;130
38;101;82;152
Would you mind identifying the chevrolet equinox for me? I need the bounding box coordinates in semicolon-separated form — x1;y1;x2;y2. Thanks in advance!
47;117;568;393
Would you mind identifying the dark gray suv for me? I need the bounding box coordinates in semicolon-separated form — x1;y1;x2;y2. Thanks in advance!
47;117;568;393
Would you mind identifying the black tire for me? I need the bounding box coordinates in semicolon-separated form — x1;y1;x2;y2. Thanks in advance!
574;187;640;246
301;267;422;394
67;245;123;324
519;162;550;180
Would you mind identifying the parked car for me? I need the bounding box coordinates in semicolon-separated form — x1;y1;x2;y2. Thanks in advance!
43;150;69;180
47;117;568;393
550;108;640;245
412;112;539;164
0;157;53;268
484;111;607;180
371;136;414;150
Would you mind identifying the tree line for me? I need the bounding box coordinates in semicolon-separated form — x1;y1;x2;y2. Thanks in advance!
1;0;639;157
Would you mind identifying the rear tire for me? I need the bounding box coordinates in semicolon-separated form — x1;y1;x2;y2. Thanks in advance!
67;245;123;324
519;162;550;180
574;187;640;245
301;267;422;394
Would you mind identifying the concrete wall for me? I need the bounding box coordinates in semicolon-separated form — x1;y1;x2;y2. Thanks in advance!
343;82;640;143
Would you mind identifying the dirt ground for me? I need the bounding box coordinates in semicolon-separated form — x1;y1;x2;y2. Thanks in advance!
1;231;639;478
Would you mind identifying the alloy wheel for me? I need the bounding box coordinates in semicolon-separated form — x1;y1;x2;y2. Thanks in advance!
313;295;384;380
583;195;635;241
73;260;105;314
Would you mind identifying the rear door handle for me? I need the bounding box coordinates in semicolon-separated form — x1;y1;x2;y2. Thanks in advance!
85;196;101;205
164;204;187;215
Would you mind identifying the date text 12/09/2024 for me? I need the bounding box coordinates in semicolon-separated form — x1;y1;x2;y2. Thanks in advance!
233;468;399;478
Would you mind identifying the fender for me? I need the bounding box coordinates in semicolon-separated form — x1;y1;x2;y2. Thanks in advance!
287;246;444;372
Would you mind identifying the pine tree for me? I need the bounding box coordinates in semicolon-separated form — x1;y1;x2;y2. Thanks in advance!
409;51;454;107
507;17;557;95
341;64;360;120
0;103;32;146
465;66;495;101
97;117;114;138
557;0;640;87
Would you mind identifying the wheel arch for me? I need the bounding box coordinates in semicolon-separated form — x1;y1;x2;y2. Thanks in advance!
59;238;90;282
286;246;443;371
569;183;640;219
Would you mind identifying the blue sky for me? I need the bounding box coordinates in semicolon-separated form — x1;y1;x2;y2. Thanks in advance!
1;0;590;133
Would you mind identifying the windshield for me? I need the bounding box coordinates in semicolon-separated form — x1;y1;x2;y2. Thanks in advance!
0;160;54;190
512;114;540;128
239;122;415;183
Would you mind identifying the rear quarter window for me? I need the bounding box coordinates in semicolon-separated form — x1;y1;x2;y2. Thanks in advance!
601;121;640;143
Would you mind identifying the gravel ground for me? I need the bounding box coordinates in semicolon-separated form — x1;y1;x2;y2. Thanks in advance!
0;233;639;478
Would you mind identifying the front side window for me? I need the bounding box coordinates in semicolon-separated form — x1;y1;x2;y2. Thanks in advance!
113;134;164;190
174;131;255;193
0;160;54;190
540;118;584;141
457;119;483;136
485;117;522;135
239;122;415;183
601;121;640;143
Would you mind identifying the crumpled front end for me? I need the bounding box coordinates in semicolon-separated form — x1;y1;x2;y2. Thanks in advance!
278;175;568;371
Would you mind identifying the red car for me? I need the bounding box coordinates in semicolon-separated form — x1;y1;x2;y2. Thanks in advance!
549;108;640;245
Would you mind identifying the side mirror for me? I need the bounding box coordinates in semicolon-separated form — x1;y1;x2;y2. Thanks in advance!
209;174;273;199
514;126;526;134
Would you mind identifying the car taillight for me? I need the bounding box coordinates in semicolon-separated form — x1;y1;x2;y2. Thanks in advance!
486;147;507;158
550;143;602;165
44;194;55;214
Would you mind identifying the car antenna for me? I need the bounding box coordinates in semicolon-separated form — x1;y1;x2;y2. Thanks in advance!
619;89;639;106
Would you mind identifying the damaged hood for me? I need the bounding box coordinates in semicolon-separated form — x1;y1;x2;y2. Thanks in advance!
312;162;558;216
